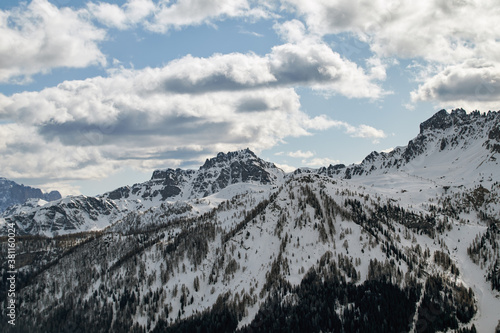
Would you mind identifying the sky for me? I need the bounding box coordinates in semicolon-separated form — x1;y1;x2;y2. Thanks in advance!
0;0;499;196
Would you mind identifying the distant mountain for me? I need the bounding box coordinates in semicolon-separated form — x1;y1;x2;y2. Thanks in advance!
1;109;499;332
0;178;61;213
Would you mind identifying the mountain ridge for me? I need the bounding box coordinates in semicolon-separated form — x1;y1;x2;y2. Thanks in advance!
0;108;499;332
0;177;61;213
1;109;499;236
314;109;499;183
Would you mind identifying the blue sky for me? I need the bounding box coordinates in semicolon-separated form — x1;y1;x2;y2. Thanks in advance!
1;0;499;196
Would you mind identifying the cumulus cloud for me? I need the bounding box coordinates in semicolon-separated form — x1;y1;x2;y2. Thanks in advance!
323;120;386;143
0;68;327;184
282;0;500;108
133;40;384;98
411;60;500;111
288;150;314;158
149;0;252;32
0;123;118;189
274;163;297;173
268;41;385;98
0;0;106;83
274;19;308;44
284;149;340;167
0;38;387;185
302;157;340;167
0;1;392;188
412;60;500;101
88;0;273;32
88;0;155;30
283;0;500;64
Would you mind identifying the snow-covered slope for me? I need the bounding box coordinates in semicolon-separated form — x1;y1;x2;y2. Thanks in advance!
318;109;499;187
0;148;284;236
0;109;499;333
104;148;284;203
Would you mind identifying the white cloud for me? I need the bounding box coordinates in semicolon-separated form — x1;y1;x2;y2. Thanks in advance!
282;0;500;109
0;0;106;83
131;39;384;98
0;2;392;188
0;38;388;185
274;19;308;43
411;60;500;111
344;124;386;141
366;56;387;81
0;123;118;188
88;0;274;32
283;0;500;64
88;0;155;30
0;63;337;185
274;163;297;173
288;150;314;158
146;0;272;33
323;120;386;142
302;157;340;167
268;40;386;98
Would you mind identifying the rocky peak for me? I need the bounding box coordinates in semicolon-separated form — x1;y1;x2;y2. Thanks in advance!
200;148;259;170
194;148;281;197
418;108;483;134
0;178;62;212
150;168;195;183
104;149;282;202
336;108;500;180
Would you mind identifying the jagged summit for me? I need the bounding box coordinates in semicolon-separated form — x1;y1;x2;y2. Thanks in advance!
419;108;497;133
193;148;281;196
106;148;283;203
200;148;258;170
315;109;500;183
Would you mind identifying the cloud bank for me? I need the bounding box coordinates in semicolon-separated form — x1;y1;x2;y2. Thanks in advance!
0;42;385;185
283;0;500;110
5;0;498;191
0;0;106;83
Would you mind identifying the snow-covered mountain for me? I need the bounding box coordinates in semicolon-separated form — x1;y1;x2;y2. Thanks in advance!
0;109;499;333
1;148;284;236
0;178;61;213
104;148;284;202
317;108;499;185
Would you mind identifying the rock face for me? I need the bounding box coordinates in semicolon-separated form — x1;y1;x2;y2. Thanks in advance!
104;148;283;201
5;196;119;235
0;178;61;212
192;148;279;197
1;148;284;235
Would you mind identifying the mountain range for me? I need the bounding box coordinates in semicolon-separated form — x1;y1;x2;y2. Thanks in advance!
0;109;499;332
0;178;61;214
